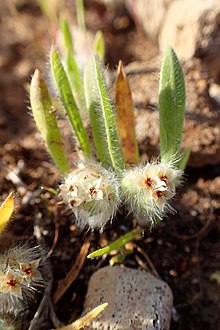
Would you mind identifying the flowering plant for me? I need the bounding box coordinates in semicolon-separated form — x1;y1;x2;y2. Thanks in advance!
30;44;186;233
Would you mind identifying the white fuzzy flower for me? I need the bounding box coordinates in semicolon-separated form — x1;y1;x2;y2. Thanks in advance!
121;161;182;226
59;162;120;230
0;245;46;316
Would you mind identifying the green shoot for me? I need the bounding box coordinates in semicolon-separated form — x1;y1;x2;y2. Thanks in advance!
60;15;74;52
159;47;185;162
87;228;141;259
30;69;69;173
75;0;86;32
51;48;91;157
66;50;87;114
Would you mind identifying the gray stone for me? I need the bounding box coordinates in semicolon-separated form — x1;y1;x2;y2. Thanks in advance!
159;0;220;81
83;266;173;330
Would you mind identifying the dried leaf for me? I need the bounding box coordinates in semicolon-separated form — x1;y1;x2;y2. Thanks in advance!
55;303;108;330
115;60;139;164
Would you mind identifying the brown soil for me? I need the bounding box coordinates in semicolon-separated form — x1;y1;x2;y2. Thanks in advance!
0;1;219;330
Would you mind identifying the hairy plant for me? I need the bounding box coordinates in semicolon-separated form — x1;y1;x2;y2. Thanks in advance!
0;193;48;329
30;45;186;233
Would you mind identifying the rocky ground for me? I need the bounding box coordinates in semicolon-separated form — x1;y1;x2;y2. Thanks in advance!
0;1;219;329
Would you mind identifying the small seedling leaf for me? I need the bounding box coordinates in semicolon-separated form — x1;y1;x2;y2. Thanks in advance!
159;47;185;162
115;60;139;165
30;69;69;173
51;48;91;157
0;192;15;234
93;30;105;62
55;303;108;330
87;228;141;259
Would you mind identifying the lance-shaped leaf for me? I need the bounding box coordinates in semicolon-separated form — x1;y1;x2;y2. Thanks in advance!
87;228;141;259
60;15;73;52
115;60;139;165
55;303;108;330
93;30;105;62
159;47;185;162
84;56;124;171
66;50;87;114
0;192;15;235
51;48;91;157
84;59;111;166
30;69;69;173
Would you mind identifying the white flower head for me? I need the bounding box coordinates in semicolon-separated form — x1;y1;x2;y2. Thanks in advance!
0;244;47;317
59;162;121;230
121;161;183;226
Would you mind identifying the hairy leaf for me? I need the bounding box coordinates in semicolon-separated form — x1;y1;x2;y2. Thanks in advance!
94;55;125;171
159;47;185;162
30;69;69;173
66;50;87;114
51;48;91;157
84;58;112;166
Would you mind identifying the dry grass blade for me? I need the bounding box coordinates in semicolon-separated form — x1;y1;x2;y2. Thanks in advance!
53;239;90;304
55;303;108;330
115;60;139;165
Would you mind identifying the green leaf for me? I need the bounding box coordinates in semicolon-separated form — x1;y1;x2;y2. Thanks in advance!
75;0;86;32
93;30;105;62
38;0;59;23
66;50;87;114
84;56;124;171
159;47;185;162
51;48;91;157
30;69;69;173
60;15;73;52
177;147;190;170
84;59;112;167
93;57;124;171
87;228;141;259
